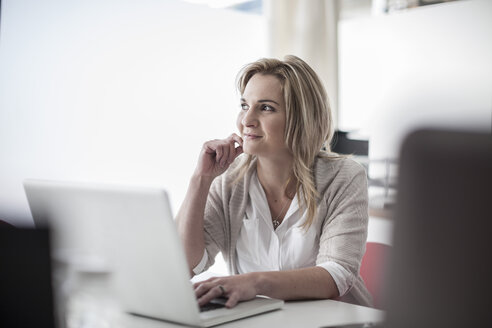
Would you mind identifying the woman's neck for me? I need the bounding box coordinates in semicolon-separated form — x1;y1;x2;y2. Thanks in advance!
256;155;296;199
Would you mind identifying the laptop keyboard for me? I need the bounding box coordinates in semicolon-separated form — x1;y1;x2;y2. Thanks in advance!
200;297;227;312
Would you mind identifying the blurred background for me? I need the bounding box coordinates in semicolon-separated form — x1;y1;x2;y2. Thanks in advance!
1;0;491;253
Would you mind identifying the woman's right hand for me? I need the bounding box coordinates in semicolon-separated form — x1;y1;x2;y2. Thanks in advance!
194;133;243;179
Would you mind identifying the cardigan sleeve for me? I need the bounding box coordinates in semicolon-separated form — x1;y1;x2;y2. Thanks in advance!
315;160;369;287
198;176;228;273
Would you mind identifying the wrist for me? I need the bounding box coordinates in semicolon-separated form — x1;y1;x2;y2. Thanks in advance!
249;271;267;296
190;173;215;188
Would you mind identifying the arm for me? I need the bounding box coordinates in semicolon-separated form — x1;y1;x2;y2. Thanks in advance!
195;267;338;308
175;175;214;275
255;267;338;300
175;134;243;274
316;163;369;279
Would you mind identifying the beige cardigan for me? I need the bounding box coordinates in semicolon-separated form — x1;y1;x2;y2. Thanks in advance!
200;154;372;307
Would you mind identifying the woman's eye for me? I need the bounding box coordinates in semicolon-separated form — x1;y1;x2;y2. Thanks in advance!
262;105;274;111
240;103;249;110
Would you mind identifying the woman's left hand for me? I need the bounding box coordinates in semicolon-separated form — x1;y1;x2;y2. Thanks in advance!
194;273;259;308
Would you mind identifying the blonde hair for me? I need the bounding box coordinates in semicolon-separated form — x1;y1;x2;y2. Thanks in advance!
235;55;337;229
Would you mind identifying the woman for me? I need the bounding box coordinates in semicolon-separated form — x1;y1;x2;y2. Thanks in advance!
176;55;371;308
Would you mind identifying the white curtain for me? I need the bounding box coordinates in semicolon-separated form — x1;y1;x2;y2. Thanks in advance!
265;0;340;125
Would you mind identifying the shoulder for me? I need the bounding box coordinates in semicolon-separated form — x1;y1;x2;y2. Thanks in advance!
314;152;366;178
314;153;367;194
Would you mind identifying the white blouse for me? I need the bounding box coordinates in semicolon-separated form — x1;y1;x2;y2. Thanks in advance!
194;171;352;296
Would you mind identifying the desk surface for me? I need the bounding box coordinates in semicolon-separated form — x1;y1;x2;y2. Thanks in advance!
121;299;384;328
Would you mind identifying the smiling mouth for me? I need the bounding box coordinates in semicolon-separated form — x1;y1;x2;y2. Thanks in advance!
244;134;262;139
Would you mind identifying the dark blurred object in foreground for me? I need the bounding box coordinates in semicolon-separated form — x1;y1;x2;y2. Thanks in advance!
0;218;15;228
382;129;492;328
0;228;56;328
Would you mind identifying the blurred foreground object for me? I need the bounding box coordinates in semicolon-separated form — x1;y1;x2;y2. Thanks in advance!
0;228;57;328
382;129;492;328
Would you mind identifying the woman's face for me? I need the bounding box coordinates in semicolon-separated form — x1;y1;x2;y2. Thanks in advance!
236;74;290;160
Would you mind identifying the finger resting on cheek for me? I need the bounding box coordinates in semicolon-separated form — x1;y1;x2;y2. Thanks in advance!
232;134;243;146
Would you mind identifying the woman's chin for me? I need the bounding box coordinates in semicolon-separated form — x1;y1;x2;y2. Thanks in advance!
242;148;255;156
242;144;256;155
242;145;266;156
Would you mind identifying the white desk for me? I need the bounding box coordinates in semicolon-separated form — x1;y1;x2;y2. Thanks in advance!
121;300;384;328
62;269;384;328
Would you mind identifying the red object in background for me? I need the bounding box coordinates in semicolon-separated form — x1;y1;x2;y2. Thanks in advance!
360;242;391;309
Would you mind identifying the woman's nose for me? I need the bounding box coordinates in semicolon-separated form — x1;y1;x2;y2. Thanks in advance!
241;108;257;127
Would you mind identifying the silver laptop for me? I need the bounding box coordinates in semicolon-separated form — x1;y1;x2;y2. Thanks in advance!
23;179;283;327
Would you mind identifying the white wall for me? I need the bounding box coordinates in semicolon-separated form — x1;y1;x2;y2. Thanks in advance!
339;0;492;160
0;0;267;226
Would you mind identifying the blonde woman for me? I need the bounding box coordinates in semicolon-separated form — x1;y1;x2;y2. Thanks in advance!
176;55;371;308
